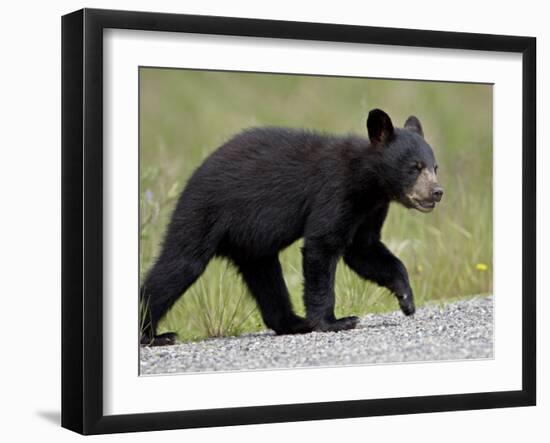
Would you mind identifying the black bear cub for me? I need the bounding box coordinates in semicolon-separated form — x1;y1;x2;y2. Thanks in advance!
141;109;443;346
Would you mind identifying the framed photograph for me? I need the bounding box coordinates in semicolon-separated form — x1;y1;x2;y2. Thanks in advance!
61;8;536;435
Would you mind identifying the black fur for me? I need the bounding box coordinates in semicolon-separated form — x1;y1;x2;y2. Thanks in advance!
140;109;439;345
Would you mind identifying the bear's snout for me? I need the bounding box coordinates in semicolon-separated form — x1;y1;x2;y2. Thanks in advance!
432;187;444;202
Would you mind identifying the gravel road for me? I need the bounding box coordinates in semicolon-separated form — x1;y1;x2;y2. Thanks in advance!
140;295;493;375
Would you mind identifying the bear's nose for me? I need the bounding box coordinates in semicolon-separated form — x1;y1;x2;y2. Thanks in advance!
432;187;444;202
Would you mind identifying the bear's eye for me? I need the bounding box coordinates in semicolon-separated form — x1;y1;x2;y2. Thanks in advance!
409;163;423;176
434;165;439;174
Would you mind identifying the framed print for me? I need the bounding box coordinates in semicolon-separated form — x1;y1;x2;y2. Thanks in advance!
61;8;536;435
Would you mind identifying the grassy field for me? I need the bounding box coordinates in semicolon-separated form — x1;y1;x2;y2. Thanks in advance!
139;68;493;342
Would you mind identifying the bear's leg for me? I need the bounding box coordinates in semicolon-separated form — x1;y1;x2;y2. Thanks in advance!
237;256;311;335
344;240;415;316
302;240;359;332
140;251;211;346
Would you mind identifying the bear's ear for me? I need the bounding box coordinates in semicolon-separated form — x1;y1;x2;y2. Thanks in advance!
367;109;394;145
404;115;424;138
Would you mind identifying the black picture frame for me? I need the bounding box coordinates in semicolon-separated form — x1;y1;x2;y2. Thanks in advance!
61;8;536;435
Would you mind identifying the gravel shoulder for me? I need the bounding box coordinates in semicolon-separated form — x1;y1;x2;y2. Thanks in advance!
140;295;493;375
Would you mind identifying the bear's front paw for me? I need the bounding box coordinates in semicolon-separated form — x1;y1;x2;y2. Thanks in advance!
398;293;416;316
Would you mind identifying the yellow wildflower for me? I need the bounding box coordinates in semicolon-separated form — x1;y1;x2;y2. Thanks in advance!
475;263;488;272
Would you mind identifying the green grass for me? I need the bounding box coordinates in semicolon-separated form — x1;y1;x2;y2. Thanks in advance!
139;68;493;342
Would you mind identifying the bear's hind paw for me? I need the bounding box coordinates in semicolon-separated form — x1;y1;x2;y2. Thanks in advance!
314;316;359;333
274;316;313;335
140;332;178;347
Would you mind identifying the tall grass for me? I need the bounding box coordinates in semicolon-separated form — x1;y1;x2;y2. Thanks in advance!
140;68;493;342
